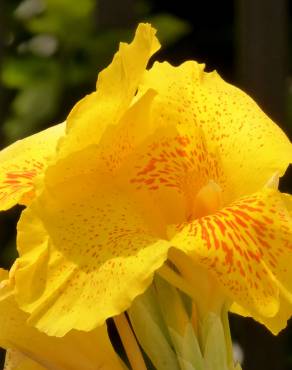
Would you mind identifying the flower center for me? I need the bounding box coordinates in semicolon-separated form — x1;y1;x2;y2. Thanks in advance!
191;180;223;220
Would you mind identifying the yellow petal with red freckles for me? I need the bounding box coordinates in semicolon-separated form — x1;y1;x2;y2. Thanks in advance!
4;350;46;370
44;89;225;227
141;61;292;203
0;123;65;211
169;188;292;321
44;89;158;186
58;23;160;158
11;90;226;335
118;120;226;226
231;193;292;334
13;173;170;336
0;272;125;369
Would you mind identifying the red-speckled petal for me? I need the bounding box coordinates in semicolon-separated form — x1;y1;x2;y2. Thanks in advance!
169;189;292;320
0;123;65;210
13;173;170;336
118;121;226;225
45;92;226;228
140;61;292;202
231;193;292;334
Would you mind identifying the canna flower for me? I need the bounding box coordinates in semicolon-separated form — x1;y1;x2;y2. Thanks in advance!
0;23;291;341
0;269;126;370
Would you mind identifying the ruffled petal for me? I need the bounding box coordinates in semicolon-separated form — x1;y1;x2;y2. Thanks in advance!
58;23;160;158
169;188;292;322
0;272;125;369
13;174;170;336
140;61;292;202
44;89;158;185
0;123;65;210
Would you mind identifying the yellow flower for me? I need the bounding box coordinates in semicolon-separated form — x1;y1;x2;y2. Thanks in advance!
0;23;291;337
0;269;125;370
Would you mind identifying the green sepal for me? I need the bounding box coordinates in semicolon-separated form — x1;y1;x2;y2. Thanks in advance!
128;285;180;370
169;323;204;370
202;313;229;370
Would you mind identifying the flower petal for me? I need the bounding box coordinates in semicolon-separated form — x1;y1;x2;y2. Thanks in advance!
0;272;125;370
4;350;46;370
44;88;158;185
47;89;226;228
231;298;292;336
13;174;170;336
58;23;160;157
169;188;292;321
231;193;292;334
92;88;226;226
118;120;225;225
0;123;65;210
140;61;292;202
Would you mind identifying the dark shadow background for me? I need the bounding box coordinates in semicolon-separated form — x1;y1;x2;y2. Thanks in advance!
0;0;291;369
